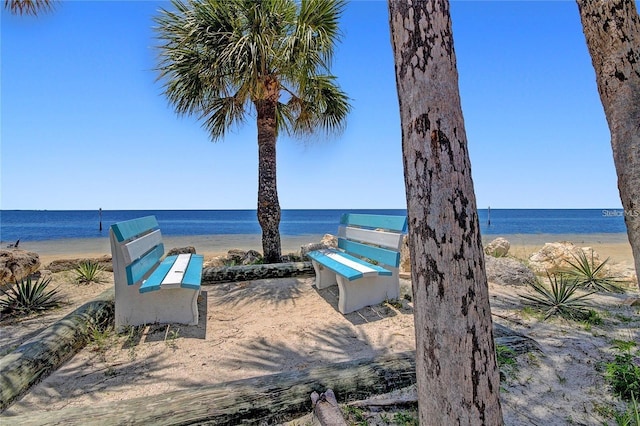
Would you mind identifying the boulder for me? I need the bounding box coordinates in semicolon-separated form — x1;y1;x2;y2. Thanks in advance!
0;250;41;285
485;256;536;286
166;246;196;256
528;242;603;275
484;237;510;257
300;234;338;259
226;249;263;265
46;255;112;273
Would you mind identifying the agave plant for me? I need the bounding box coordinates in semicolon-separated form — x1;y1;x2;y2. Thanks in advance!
74;261;104;284
520;273;595;321
0;276;62;316
564;250;624;293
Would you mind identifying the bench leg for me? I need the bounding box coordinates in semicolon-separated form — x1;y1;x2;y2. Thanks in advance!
335;272;400;314
311;260;338;289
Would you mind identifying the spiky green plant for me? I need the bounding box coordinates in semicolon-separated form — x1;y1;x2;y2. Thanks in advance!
520;273;595;320
0;276;62;316
565;250;624;293
74;261;104;284
605;341;640;402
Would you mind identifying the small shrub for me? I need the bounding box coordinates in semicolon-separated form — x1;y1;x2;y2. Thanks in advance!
564;251;624;293
520;273;595;321
605;341;640;402
496;344;518;382
613;394;639;426
74;261;105;284
0;277;62;316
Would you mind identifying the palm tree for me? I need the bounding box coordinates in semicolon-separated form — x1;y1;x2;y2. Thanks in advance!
155;0;350;263
576;0;640;291
4;0;55;15
389;0;503;423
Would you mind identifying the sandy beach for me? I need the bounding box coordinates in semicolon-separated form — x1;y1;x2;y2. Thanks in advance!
1;233;638;424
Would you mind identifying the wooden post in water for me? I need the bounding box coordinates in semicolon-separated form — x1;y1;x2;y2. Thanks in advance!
487;206;491;227
99;208;102;232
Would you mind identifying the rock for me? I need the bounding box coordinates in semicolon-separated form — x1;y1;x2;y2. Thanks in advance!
225;249;263;266
400;235;411;274
203;256;226;268
0;250;41;285
166;246;196;256
46;255;112;273
622;297;640;307
300;234;338;259
485;256;536;286
484;237;510;257
528;242;603;275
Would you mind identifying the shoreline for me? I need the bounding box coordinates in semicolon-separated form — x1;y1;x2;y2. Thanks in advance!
7;232;634;267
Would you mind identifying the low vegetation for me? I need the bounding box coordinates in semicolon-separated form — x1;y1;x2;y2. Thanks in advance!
0;276;63;317
520;273;595;320
74;261;105;284
564;251;624;293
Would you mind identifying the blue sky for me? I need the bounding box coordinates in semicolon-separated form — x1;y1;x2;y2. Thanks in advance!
1;0;623;210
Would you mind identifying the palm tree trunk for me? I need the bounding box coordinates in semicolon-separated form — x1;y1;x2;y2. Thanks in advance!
388;0;503;424
576;0;640;290
255;96;282;264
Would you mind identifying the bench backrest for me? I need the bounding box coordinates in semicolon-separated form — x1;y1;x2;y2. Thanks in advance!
337;213;407;267
110;216;165;285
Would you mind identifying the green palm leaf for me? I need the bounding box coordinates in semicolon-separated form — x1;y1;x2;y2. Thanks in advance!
520;273;595;320
564;250;624;293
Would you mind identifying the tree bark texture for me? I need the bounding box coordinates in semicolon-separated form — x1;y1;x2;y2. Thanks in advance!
0;288;114;412
255;78;283;264
388;1;503;424
201;262;314;284
576;0;640;289
1;351;417;426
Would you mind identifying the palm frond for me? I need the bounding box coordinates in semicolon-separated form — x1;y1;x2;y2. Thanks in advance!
5;0;55;16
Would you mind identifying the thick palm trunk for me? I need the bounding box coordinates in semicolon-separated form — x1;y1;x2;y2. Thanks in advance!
576;0;640;290
256;96;282;264
388;1;503;424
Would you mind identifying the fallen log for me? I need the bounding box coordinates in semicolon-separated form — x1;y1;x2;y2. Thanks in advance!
0;351;417;426
0;288;114;412
201;261;314;284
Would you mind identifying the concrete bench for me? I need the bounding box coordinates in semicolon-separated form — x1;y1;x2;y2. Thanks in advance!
110;216;203;329
307;213;407;314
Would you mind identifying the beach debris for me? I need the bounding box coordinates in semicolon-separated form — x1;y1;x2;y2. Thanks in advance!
485;256;536;286
528;242;605;275
311;388;347;426
484;237;511;257
0;250;40;285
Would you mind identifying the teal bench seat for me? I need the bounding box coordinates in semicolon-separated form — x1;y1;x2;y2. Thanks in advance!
308;213;407;314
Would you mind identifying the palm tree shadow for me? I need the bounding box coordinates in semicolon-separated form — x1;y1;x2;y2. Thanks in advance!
205;278;306;308
217;324;401;375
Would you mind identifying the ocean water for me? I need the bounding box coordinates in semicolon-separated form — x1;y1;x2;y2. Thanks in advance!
0;208;628;243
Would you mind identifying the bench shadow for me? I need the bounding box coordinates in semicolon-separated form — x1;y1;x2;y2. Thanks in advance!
120;291;208;348
314;285;413;325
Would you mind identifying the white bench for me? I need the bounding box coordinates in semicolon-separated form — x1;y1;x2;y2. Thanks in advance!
110;216;203;329
307;213;407;314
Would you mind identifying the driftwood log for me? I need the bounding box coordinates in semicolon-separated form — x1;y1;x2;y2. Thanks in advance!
0;288;114;411
201;261;314;284
0;352;417;425
311;388;348;426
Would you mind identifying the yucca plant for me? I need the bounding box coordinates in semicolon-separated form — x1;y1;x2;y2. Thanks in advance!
520;273;595;320
74;261;104;284
565;250;624;293
0;276;62;316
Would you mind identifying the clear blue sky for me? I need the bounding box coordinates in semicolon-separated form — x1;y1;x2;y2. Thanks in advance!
1;0;623;210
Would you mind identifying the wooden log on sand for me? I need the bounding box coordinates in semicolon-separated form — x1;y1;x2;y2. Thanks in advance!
0;288;114;412
201;261;315;284
0;352;417;426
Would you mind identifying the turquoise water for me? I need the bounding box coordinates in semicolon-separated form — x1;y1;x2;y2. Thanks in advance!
0;209;628;243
